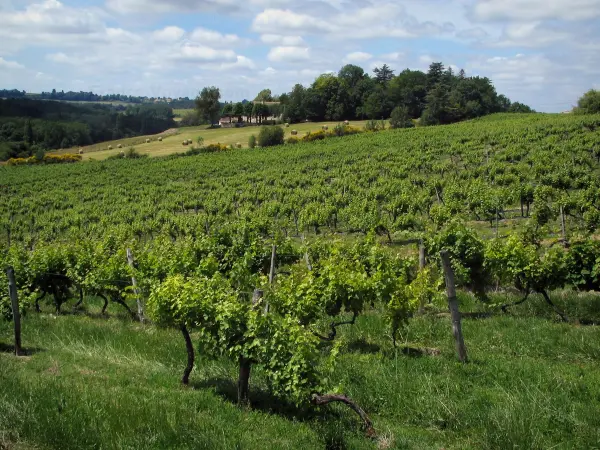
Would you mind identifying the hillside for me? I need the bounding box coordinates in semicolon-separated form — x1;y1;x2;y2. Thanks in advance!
59;120;369;160
4;113;599;245
2;113;600;450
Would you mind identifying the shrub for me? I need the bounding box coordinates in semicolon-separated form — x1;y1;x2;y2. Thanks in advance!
179;112;203;127
364;119;385;132
125;147;145;159
574;89;600;115
6;153;82;165
389;106;415;129
332;124;362;137
198;143;229;153
196;136;205;146
258;126;285;148
287;137;300;145
248;135;257;149
302;130;327;142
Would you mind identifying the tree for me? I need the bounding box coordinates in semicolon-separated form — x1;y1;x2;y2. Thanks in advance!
257;126;284;147
575;89;600;114
244;102;254;123
222;102;233;117
389;106;414;129
286;84;306;123
24;119;33;145
363;87;392;120
233;102;245;122
338;64;367;89
497;94;511;112
195;87;221;126
254;89;273;102
509;102;535;113
426;62;445;89
388;69;428;118
421;83;451;125
373;64;394;85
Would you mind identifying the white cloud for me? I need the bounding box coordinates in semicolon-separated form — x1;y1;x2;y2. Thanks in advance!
189;27;241;46
153;26;185;42
268;46;310;62
343;52;372;63
253;9;330;34
260;34;305;46
472;0;600;22
219;55;256;70
456;27;489;40
106;0;239;14
175;43;237;62
252;4;451;40
0;56;24;70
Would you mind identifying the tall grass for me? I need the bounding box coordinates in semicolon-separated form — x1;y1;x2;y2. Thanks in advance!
1;292;600;449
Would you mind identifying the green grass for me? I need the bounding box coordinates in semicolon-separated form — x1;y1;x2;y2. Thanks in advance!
51;121;368;161
2;292;600;449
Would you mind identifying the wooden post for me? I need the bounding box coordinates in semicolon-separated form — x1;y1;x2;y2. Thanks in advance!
269;245;277;285
238;289;263;405
126;248;145;323
560;206;567;246
440;250;468;363
417;241;427;315
302;234;313;271
6;267;23;356
266;245;276;314
495;208;499;238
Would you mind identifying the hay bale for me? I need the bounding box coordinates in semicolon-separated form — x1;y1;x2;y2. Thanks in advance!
344;120;349;125
78;148;83;155
146;138;151;143
158;137;163;142
108;145;113;150
285;123;290;127
182;140;188;146
117;144;122;149
236;142;242;148
322;125;329;131
291;130;298;136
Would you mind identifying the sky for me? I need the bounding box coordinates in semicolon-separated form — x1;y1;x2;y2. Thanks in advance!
0;0;599;112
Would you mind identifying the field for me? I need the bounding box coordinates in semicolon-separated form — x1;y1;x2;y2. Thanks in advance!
2;293;600;450
173;108;194;121
2;113;600;449
57;120;368;160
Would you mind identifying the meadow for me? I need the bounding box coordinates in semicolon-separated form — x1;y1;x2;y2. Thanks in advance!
57;120;368;161
2;292;600;450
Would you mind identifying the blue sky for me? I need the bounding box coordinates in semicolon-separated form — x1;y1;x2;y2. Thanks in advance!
0;0;599;112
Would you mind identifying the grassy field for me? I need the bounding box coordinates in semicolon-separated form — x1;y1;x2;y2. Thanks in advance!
1;292;600;449
173;108;194;121
55;121;368;161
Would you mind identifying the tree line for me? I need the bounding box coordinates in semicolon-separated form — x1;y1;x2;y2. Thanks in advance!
194;62;535;127
0;99;175;161
0;88;196;109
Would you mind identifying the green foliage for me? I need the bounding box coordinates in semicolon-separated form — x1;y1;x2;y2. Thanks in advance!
363;119;386;132
426;222;489;298
248;134;256;149
195;86;221;126
389;106;415;129
257;126;284;148
574;89;600;114
0;98;175;161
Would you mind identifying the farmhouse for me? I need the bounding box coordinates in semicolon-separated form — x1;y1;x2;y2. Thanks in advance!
219;116;234;128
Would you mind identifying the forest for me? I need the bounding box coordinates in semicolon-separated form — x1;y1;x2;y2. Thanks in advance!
0;99;176;161
207;62;535;127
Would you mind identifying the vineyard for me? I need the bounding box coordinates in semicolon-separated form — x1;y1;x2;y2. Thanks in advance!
1;112;600;449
